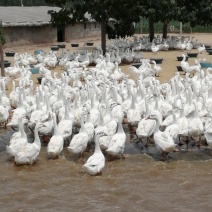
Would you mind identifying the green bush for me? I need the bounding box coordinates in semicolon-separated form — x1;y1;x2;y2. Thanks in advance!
135;17;212;34
0;21;6;45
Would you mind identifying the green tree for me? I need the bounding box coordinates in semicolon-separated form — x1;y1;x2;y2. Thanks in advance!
45;0;142;55
176;0;212;27
0;21;5;77
139;0;177;41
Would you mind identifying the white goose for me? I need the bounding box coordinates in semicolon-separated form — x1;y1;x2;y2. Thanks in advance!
5;62;21;79
28;92;43;131
197;44;205;54
105;109;117;137
6;117;27;158
151;43;159;54
47;113;64;158
126;90;141;128
9;81;19;109
39;109;54;141
204;113;212;155
83;132;106;175
89;94;100;127
57;100;73;141
0;90;9;128
106;115;126;158
95;109;107;136
180;54;189;73
121;86;132;116
177;104;189;147
151;60;162;77
187;101;204;147
164;110;180;148
14;123;43;165
1;80;11;112
99;109;117;151
136;95;156;146
149;113;175;160
67;114;89;155
84;111;95;144
7;91;28;130
25;80;35;107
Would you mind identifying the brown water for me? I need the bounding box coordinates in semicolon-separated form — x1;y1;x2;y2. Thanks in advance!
0;126;212;212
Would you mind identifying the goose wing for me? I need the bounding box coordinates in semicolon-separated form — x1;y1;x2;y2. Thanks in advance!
86;153;105;166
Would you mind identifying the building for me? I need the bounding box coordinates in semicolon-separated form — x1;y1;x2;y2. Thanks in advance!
0;6;101;47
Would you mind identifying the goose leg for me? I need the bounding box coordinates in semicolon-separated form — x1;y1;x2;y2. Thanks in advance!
86;142;93;152
128;123;135;133
29;127;34;135
97;171;102;176
43;135;50;143
79;152;84;161
144;137;150;147
11;126;17;132
145;134;154;147
161;152;166;161
196;136;202;150
161;152;169;161
4;122;7;129
120;153;125;160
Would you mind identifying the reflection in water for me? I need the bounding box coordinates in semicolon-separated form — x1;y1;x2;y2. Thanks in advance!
0;128;212;211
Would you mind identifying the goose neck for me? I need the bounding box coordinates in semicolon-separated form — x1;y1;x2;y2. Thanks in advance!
34;124;41;146
170;80;176;97
112;87;118;102
172;111;177;124
201;94;206;110
174;78;179;94
117;117;124;134
64;100;70;120
94;134;102;153
138;81;145;99
208;82;212;98
145;96;150;116
20;120;27;139
1;80;6;95
12;81;16;92
80;116;86;133
152;116;160;132
36;92;41;110
53;114;59;135
99;110;104;126
193;102;199;118
29;81;34;96
18;91;24;108
131;92;136;109
154;96;159;111
0;91;2;105
179;107;185;118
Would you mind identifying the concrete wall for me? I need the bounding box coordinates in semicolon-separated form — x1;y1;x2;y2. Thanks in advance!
4;25;57;48
65;22;101;41
3;22;101;48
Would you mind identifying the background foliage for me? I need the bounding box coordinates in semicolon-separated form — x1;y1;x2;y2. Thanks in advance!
0;21;5;45
135;17;212;34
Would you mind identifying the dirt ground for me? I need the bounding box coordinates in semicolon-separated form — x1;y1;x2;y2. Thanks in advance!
2;32;212;92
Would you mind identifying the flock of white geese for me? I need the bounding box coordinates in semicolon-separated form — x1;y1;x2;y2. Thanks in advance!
108;35;206;55
0;42;212;175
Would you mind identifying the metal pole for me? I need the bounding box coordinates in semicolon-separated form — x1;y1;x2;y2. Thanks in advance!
180;22;182;36
21;0;24;7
